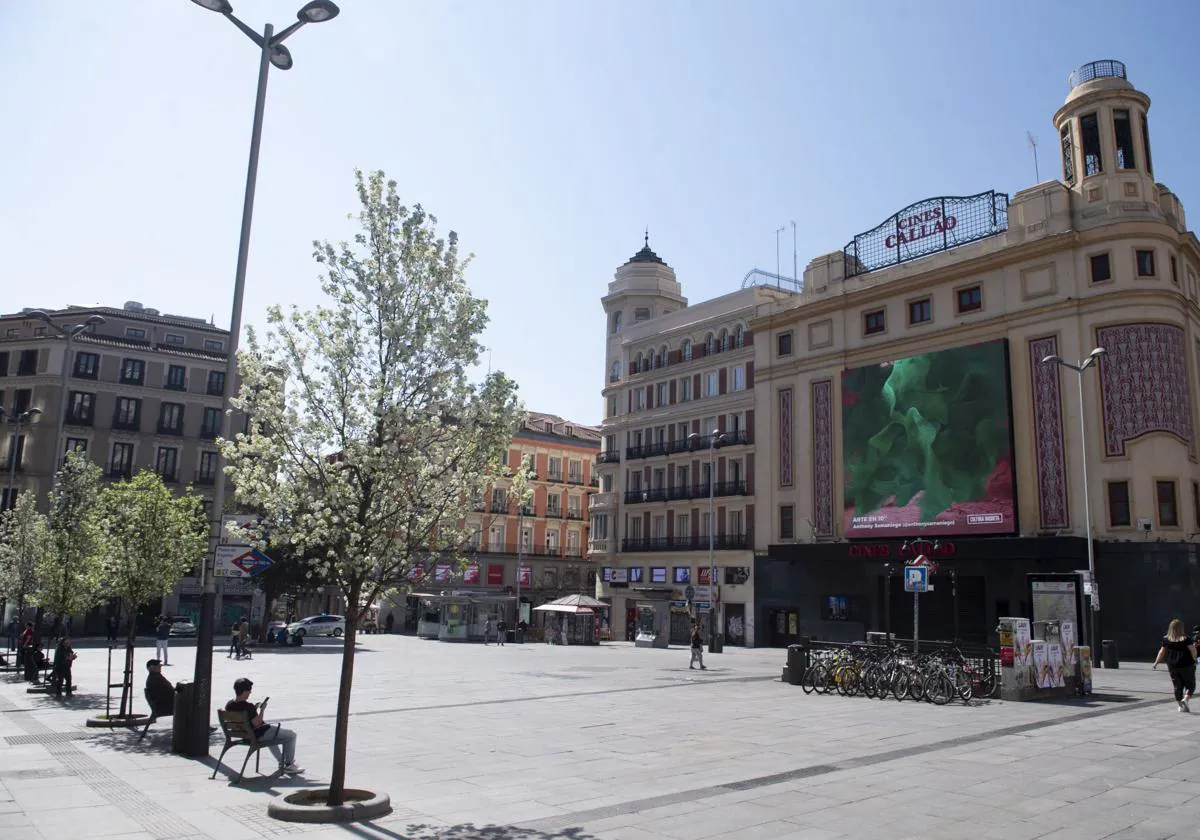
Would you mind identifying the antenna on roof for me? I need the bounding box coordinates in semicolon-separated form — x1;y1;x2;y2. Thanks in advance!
1027;131;1040;183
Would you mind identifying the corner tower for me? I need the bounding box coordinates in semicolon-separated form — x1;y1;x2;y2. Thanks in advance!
600;235;687;384
1054;60;1165;230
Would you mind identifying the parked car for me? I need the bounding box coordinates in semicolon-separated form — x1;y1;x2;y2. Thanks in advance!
169;618;198;637
286;614;346;638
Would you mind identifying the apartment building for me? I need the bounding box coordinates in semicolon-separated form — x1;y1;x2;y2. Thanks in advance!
593;237;797;646
0;301;262;631
751;60;1200;655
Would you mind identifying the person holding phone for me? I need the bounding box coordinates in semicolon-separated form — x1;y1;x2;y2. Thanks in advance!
225;677;303;774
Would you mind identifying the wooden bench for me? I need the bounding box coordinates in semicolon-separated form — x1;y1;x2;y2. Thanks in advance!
211;710;270;782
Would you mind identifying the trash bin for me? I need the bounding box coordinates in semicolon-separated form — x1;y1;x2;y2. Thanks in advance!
172;681;195;754
786;644;808;686
514;628;525;644
1101;639;1119;669
709;633;724;654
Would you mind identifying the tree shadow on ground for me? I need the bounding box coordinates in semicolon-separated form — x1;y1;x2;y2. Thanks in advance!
344;823;598;840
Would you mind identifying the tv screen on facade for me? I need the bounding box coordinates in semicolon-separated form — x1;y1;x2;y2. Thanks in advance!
841;337;1016;539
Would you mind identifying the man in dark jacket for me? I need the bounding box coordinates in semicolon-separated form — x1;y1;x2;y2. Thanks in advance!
145;659;174;716
155;617;171;665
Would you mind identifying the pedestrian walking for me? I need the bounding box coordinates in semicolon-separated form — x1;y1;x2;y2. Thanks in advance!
228;620;241;659
1153;618;1197;712
51;636;76;698
689;621;706;670
385;612;394;634
155;617;171;666
496;618;507;646
107;614;119;643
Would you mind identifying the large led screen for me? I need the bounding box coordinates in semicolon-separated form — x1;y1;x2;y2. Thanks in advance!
842;338;1015;539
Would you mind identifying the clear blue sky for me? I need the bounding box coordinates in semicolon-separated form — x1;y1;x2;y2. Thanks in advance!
3;1;1197;427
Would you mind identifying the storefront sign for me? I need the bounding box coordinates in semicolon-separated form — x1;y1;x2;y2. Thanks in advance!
518;567;532;586
847;540;958;560
464;564;480;584
843;190;1009;277
434;563;451;583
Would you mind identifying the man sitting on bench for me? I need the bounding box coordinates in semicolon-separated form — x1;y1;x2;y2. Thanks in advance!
145;659;174;716
225;677;304;775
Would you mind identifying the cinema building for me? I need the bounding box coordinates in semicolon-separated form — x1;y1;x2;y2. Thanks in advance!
751;61;1200;656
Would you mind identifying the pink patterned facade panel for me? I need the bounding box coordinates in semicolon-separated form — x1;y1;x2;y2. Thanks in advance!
1097;323;1195;457
1029;336;1069;530
779;387;794;488
812;379;834;538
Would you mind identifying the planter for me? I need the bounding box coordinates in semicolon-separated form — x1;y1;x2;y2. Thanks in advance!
267;788;391;824
85;713;150;728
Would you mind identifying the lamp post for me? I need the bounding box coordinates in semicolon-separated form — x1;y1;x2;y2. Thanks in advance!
1042;347;1106;664
187;0;340;757
28;311;106;477
1;407;43;510
689;429;728;653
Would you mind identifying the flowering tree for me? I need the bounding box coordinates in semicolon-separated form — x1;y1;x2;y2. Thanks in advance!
38;451;105;638
0;491;50;627
221;169;522;805
98;471;208;716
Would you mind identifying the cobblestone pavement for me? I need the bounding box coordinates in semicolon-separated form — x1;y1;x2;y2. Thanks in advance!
1;635;1197;839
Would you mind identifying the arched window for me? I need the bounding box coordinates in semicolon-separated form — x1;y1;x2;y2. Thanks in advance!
658;345;668;368
719;329;729;352
612;311;622;334
682;339;692;361
641;352;650;373
647;349;657;370
634;352;642;372
734;325;745;348
610;360;621;382
705;333;715;354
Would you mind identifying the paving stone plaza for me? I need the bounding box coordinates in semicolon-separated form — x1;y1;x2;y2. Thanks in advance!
2;635;1200;840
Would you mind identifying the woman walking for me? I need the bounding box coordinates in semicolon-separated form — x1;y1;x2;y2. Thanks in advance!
1153;618;1197;712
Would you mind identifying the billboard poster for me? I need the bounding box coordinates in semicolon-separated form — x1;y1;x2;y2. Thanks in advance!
842;338;1015;538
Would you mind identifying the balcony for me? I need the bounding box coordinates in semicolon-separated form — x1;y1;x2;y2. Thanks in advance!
105;462;132;480
545;509;562;519
588;537;612;555
624;481;749;505
489;502;509;514
567;475;584;486
565;511;582;521
112;415;141;432
64;411;94;428
200;426;220;440
158;470;179;484
597;451;620;465
164;379;188;392
627;431;751;460
546;472;564;483
589;492;616;511
473;542;571;558
194;470;217;486
589;476;599;487
620;534;749;553
157;423;184;437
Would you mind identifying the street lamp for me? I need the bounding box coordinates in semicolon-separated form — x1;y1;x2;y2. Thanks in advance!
0;406;43;511
1042;347;1106;664
28;311;106;476
688;429;729;654
187;0;340;757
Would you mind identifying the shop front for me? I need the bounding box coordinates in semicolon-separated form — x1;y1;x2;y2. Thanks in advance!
756;536;1089;648
411;591;516;643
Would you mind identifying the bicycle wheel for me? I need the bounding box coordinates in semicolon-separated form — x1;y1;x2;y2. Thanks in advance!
924;671;954;706
893;669;911;701
801;664;819;694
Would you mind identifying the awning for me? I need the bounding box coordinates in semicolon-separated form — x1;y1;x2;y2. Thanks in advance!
533;604;595;615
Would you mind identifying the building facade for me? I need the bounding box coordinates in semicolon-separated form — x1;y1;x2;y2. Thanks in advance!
752;60;1200;655
389;412;601;636
592;238;798;646
0;301;264;631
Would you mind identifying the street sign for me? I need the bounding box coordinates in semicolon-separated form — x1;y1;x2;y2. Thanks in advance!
694;601;711;611
215;547;273;578
903;565;929;593
220;514;267;547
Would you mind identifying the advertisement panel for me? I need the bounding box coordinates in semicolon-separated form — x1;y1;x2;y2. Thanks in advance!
842;338;1015;538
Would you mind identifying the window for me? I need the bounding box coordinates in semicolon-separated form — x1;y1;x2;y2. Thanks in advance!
780;504;795;540
657;382;669;405
4;434;25;471
634;388;646;411
120;358;144;385
5;328;17;338
908;299;931;325
677;466;690;491
155;447;179;482
1080;112;1102;176
125;327;147;340
676;513;689;536
735;326;745;348
652;516;666;539
0;350;7;376
198;451;219;483
164;333;185;346
1157;480;1179;527
65;437;88;454
1113;109;1135;170
732;365;746;392
17;349;37;375
1193;481;1199;530
1060;122;1076;184
956;286;982;313
1;487;18;512
203;339;225;352
165;364;187;390
568;495;581;517
1107;481;1131;527
611;311;622;334
673;566;691;584
681;339;692;361
548;457;563;481
73;352;99;379
1170;255;1178;286
568;460;582;482
651;567;667;584
634;308;650;322
822;596;851;622
67;391;95;424
609;360;620;382
110;442;134;478
1089;253;1111;283
158;402;184;434
777;332;792;356
607;395;618;418
719;329;730;352
705;333;715;354
1140;113;1153;176
490;488;507;512
700;511;712;537
680;376;692;402
729;510;743;535
1136;249;1156;277
704;371;718;397
207;370;226;396
13;389;31;413
114;397;141;431
201;406;221;438
863;309;886;335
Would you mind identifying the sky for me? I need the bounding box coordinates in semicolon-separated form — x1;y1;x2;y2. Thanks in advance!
2;1;1198;427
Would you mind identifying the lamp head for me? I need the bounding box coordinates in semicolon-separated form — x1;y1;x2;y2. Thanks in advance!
1041;354;1062;365
269;44;294;70
26;408;43;418
297;1;339;22
29;309;53;326
191;0;234;13
85;315;106;326
1088;347;1107;360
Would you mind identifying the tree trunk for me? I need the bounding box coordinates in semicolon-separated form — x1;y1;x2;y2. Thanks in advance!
326;582;361;807
119;606;137;717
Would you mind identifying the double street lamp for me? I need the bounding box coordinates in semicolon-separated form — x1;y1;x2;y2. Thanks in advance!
688;429;728;654
186;0;340;757
28;311;106;478
1041;347;1106;663
1;406;42;511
